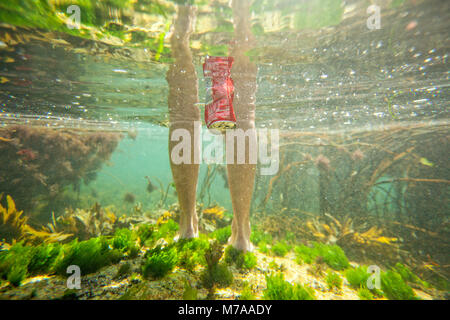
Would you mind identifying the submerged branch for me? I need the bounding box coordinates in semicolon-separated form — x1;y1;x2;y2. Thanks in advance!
373;178;450;186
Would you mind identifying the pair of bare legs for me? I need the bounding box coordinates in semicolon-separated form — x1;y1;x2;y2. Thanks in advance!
167;1;256;252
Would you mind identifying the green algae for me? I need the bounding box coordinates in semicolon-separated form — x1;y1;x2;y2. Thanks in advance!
176;237;210;272
211;225;231;245
142;245;177;279
381;270;418;300
325;270;343;290
271;240;291;257
263;272;315;300
295;242;349;270
54;237;122;276
345;266;370;289
224;245;257;270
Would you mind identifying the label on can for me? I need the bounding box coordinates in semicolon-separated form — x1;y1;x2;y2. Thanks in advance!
203;56;236;132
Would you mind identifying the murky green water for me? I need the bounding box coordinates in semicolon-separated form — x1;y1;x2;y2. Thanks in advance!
0;0;448;300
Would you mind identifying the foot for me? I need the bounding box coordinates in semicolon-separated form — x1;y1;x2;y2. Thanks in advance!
229;236;254;253
174;228;198;241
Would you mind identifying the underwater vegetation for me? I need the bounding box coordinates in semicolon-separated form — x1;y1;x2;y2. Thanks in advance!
48;203;130;241
345;266;370;289
153;218;179;240
306;261;326;278
142;245;177;279
136;224;154;247
111;228;139;258
115;262;132;279
0;234;124;286
0;195;72;245
345;263;430;300
54;237;122;276
251;122;449;285
211;225;231;245
303;214;399;260
250;227;273;246
344;263;429;300
325;271;342;291
202;205;227;228
239;281;257;300
381;270;417;300
175;237;210;273
357;288;374;300
0;242;59;286
182;280;198;300
392;262;430;289
200;241;233;299
0;195;28;244
224;246;257;271
295;242;350;271
263;273;315;300
0;0;179;63
271;241;291;257
0;125;122;217
248;226;274;255
0;208;443;300
199;205;231;233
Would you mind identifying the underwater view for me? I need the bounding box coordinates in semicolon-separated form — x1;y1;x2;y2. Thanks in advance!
0;0;449;301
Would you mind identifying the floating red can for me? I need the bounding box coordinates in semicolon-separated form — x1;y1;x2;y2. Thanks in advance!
203;56;236;131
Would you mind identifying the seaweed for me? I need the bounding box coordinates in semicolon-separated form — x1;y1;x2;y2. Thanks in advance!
0;195;29;244
307;262;326;278
54;237;122;276
393;263;430;288
294;244;318;264
27;243;62;276
175;237;209;272
200;241;233;299
325;271;342;290
268;260;287;273
250;227;273;245
202;205;226;227
200;263;233;293
136;224;154;247
0;126;122;217
357;288;374;300
0;241;63;286
7;264;27;287
111;228;139;258
257;241;270;254
345;266;370;289
182;280;198;300
115;262;132;279
0;244;30;286
155;219;179;240
0;195;71;244
263;272;315;300
294;242;349;270
211;225;231;245
381;270;417;300
224;245;257;270
271;240;291;257
239;281;256;300
317;243;349;270
142;245;177;279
